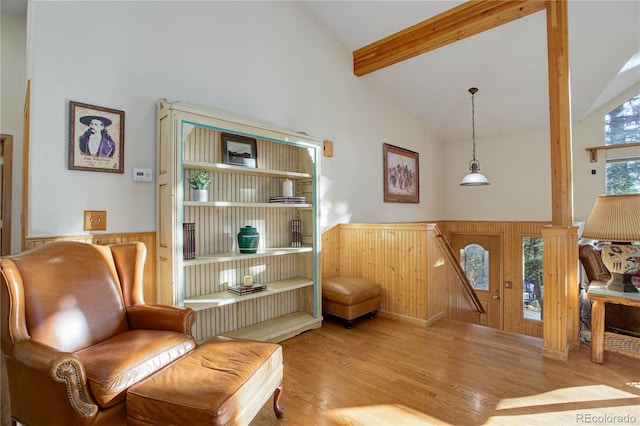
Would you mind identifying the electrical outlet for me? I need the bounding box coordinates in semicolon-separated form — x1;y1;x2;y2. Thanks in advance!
84;210;107;231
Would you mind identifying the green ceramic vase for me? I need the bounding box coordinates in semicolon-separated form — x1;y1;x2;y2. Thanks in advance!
237;225;259;254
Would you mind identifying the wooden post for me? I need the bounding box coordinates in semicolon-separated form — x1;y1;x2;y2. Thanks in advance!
543;0;579;360
541;226;579;361
590;299;605;363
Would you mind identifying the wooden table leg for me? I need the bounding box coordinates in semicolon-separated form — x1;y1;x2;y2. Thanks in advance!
590;299;605;363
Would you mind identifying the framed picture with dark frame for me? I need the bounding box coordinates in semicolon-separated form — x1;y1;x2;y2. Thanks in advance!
383;143;419;203
221;132;258;168
69;101;125;173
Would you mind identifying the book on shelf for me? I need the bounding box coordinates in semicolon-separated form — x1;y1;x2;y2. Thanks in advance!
291;219;302;248
183;223;196;260
269;196;306;204
227;284;267;296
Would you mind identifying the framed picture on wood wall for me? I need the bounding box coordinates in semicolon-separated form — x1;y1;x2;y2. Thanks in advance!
383;143;419;203
69;101;125;173
221;132;258;168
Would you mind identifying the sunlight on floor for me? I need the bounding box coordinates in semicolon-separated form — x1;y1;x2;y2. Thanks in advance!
328;385;640;425
329;404;449;425
495;385;638;409
490;384;640;425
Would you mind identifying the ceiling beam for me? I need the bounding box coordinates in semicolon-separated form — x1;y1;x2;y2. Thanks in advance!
353;0;547;76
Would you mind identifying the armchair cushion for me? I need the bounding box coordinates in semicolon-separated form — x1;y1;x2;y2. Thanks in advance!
76;329;194;408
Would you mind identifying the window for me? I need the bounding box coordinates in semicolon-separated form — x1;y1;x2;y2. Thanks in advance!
460;244;489;291
523;237;543;321
604;93;640;194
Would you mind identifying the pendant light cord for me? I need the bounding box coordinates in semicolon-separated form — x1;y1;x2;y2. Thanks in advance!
470;87;478;162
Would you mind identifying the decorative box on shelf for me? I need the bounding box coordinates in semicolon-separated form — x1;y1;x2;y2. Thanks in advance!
228;284;267;296
269;196;306;204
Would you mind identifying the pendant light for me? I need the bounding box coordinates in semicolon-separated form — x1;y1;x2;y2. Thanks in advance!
460;87;490;186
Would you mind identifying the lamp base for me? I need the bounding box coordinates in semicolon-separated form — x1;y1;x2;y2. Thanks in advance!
601;244;640;293
605;272;639;293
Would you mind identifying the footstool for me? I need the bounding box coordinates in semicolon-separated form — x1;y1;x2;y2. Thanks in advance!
126;336;284;426
322;276;382;328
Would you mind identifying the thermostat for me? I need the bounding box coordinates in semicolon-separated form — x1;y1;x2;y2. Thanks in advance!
132;168;153;182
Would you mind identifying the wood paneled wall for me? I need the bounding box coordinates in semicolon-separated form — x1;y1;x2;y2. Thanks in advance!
323;221;553;339
25;232;157;303
322;223;481;325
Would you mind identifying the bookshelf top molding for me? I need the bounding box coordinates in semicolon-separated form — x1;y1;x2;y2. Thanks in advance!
158;98;323;147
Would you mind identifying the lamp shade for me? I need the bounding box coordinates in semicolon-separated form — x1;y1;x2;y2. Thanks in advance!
582;194;640;242
460;172;490;186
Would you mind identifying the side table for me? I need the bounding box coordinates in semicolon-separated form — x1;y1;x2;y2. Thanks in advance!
587;281;640;363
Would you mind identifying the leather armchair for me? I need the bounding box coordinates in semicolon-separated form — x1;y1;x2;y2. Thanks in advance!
1;241;196;426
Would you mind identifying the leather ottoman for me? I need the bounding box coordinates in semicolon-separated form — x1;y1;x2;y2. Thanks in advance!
126;336;284;426
322;276;382;328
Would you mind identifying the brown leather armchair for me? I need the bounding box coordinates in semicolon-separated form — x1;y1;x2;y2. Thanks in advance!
1;241;196;426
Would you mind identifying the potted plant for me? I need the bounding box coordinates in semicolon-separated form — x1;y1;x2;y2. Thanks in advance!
190;170;211;202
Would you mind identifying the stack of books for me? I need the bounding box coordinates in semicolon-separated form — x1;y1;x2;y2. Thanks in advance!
183;223;196;260
269;196;306;204
228;284;267;296
291;219;302;247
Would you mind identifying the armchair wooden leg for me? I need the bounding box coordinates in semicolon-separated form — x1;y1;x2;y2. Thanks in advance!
273;383;284;419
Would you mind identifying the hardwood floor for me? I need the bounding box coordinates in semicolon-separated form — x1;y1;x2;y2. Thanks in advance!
251;316;640;425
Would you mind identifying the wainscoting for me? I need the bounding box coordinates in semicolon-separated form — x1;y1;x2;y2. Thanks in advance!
321;222;481;326
21;220;552;339
322;221;553;339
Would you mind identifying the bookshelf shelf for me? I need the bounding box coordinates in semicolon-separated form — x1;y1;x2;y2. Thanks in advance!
184;277;314;311
183;247;313;266
184;201;312;208
183;160;312;179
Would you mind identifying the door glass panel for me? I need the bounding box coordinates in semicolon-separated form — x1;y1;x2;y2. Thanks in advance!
460;244;489;291
523;237;543;321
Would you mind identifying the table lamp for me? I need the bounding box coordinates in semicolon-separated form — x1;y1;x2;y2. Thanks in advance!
582;194;640;292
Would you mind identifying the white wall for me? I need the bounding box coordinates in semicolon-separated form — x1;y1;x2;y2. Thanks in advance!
26;1;443;241
444;127;552;221
19;1;640;245
572;85;640;222
0;12;27;253
444;84;640;223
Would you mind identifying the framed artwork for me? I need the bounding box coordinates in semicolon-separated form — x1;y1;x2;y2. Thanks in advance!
383;143;419;203
69;101;124;173
221;132;258;168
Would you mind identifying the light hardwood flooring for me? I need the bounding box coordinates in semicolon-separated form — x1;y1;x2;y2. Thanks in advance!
251;316;640;425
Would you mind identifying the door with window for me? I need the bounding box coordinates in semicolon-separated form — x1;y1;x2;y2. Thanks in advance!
451;234;502;329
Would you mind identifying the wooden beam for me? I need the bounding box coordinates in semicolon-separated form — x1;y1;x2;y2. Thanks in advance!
353;0;547;76
546;0;573;227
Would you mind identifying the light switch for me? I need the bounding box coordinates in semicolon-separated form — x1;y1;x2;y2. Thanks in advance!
84;210;107;231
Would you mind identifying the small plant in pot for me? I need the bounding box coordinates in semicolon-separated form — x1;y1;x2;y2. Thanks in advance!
190;170;211;202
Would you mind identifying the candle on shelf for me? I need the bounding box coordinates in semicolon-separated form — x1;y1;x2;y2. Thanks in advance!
282;179;293;197
243;275;253;286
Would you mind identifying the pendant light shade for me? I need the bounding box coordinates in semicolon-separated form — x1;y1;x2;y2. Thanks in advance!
460;87;490;186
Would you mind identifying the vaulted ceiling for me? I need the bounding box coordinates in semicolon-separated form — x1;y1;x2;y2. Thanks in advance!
304;0;640;143
3;1;639;145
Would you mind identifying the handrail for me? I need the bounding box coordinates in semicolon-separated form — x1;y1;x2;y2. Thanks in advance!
432;224;485;314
